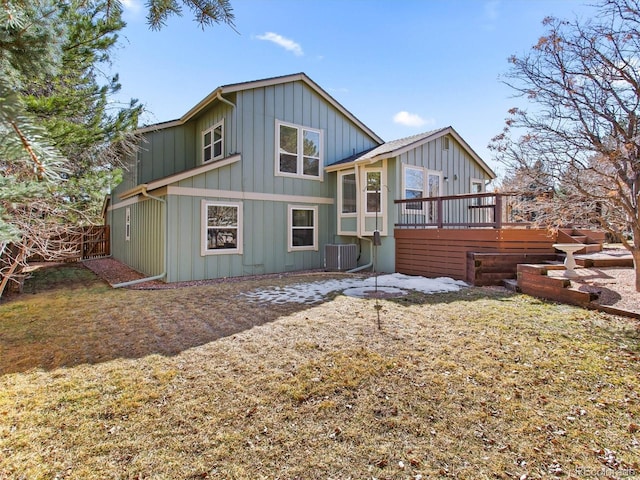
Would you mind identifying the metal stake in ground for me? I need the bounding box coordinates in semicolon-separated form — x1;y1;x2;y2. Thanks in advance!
373;187;382;330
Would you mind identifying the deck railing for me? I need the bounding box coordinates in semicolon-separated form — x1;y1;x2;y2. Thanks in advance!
395;192;532;229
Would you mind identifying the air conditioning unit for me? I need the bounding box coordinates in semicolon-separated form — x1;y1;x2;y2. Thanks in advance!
324;244;357;271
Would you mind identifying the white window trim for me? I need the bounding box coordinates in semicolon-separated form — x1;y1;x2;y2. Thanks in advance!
470;177;485;206
202;120;224;164
125;207;131;241
338;170;357;217
401;165;443;216
470;177;484;193
201;199;243;256
275;120;324;181
287;204;319;252
426;170;444;198
402;164;426;213
364;168;386;217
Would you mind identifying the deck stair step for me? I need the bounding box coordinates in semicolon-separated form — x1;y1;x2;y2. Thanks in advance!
543;260;564;265
575;249;634;268
517;263;595;307
502;278;519;292
557;228;604;254
569;235;588;243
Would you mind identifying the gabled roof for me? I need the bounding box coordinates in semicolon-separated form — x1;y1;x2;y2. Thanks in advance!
136;73;384;144
326;126;496;179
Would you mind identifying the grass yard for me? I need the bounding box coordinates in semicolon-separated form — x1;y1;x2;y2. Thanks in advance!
1;263;639;479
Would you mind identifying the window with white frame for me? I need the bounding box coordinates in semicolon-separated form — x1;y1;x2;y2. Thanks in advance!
402;165;442;220
471;178;484;206
288;205;318;251
203;121;224;163
125;207;131;241
201;200;242;255
403;166;425;211
365;171;381;213
339;171;357;214
277;121;323;179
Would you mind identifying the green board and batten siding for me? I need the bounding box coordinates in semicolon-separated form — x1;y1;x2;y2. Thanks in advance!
394;135;493;227
109;197;165;277
109;76;380;282
139;123;197;185
394;135;489;197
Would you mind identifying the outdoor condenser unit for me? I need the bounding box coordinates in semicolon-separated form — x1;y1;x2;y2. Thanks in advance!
324;244;357;271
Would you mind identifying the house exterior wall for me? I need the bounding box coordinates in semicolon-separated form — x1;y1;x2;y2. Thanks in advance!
140;123;197;184
394;134;490;197
108;196;165;277
394;135;493;227
161;160;336;282
333;160;397;273
108;77;379;282
332;133;493;274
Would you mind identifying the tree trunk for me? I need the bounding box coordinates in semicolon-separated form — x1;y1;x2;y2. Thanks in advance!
634;248;640;292
0;244;27;299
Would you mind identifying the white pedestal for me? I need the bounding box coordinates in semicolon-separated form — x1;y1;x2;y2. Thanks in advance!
553;243;585;277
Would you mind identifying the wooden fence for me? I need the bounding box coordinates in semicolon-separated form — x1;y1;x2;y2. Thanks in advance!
80;225;110;259
1;226;110;297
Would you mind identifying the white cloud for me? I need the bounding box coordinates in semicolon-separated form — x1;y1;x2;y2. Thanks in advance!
393;111;431;127
484;0;500;21
256;32;304;56
121;0;143;14
482;0;500;31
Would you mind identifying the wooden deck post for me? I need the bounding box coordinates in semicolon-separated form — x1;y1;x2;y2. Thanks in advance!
494;195;503;229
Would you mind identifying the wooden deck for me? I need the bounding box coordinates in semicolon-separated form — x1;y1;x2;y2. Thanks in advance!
395;228;557;283
393;193;611;285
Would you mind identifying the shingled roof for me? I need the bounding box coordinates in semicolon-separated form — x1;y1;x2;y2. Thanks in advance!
326;126;496;179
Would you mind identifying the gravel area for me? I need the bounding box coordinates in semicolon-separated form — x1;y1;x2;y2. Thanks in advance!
82;258;331;289
83;258;640;315
569;267;640;314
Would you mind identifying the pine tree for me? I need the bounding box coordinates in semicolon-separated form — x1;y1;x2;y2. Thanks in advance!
0;0;235;297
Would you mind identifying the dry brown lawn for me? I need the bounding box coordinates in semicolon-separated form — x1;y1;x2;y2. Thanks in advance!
1;263;639;479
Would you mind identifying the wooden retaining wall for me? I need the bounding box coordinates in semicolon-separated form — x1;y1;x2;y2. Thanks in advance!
468;252;560;286
517;264;596;306
394;228;557;283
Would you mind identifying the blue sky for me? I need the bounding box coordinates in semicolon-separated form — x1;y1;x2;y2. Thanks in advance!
114;0;597;177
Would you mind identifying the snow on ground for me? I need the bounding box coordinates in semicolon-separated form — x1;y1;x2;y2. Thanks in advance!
240;273;468;304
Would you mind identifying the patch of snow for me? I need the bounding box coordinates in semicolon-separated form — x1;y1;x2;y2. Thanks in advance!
240;273;467;304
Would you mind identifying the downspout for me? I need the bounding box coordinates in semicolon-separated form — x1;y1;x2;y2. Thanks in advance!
347;237;373;273
215;90;236;110
113;92;233;289
112;187;167;288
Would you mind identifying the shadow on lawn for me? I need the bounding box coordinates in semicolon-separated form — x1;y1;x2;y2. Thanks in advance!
384;286;515;307
0;263;331;375
1;263;522;376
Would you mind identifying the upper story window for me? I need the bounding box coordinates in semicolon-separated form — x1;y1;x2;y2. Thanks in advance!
276;121;323;180
203;120;224;163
